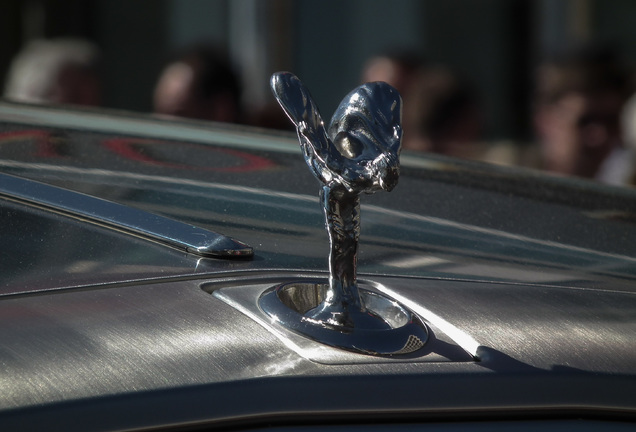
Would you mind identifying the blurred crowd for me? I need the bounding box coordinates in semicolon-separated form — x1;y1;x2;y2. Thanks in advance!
4;37;636;187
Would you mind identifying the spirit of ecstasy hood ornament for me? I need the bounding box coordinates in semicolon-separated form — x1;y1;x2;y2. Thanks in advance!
260;72;427;356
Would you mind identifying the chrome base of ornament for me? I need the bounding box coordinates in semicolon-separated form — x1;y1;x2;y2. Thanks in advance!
259;280;428;356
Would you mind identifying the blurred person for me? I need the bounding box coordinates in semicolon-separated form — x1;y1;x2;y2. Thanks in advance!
533;44;632;182
362;50;423;97
361;51;482;158
361;51;429;151
617;91;636;185
153;44;242;123
412;66;482;158
4;38;101;106
248;102;294;131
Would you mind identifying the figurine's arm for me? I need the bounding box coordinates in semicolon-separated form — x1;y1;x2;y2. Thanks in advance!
270;72;339;182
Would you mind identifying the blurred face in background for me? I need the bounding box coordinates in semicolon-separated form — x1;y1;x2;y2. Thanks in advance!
153;47;241;123
153;62;201;118
53;65;101;106
535;89;623;178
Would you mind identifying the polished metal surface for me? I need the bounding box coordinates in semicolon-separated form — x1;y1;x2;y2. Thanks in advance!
270;72;402;194
267;72;426;355
1;100;636;430
1;273;635;430
0;197;221;297
258;280;428;356
3;131;636;293
213;276;468;363
0;172;252;258
241;421;636;432
270;72;401;309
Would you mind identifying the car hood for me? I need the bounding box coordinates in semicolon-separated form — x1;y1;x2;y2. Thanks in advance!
1;103;636;293
1;103;635;429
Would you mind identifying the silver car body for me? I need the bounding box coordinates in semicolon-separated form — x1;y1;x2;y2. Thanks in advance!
0;102;635;430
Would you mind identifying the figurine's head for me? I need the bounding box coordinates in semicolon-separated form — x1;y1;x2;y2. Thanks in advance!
271;72;402;195
328;81;402;193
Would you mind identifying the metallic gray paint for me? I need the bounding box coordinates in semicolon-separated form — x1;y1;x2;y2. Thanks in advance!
1;274;635;430
0;102;635;429
0;172;253;258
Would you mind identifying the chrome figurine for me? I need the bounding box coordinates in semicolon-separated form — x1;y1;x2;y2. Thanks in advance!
271;72;402;328
264;72;426;356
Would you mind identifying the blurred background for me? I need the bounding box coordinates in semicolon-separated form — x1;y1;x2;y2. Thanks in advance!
2;0;636;184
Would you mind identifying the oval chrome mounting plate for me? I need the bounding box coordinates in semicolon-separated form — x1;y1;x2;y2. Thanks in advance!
259;280;428;356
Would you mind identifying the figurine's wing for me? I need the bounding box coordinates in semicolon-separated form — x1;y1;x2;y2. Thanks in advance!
270;72;335;181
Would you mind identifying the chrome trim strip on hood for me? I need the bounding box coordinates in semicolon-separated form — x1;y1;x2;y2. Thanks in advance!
0;172;253;258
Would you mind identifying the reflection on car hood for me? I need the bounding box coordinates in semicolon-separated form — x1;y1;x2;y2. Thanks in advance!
1;102;636;430
1;103;636;292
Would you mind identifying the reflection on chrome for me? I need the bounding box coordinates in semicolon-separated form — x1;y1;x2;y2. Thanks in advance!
259;281;428;356
263;72;427;355
0;172;253;258
370;280;481;359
